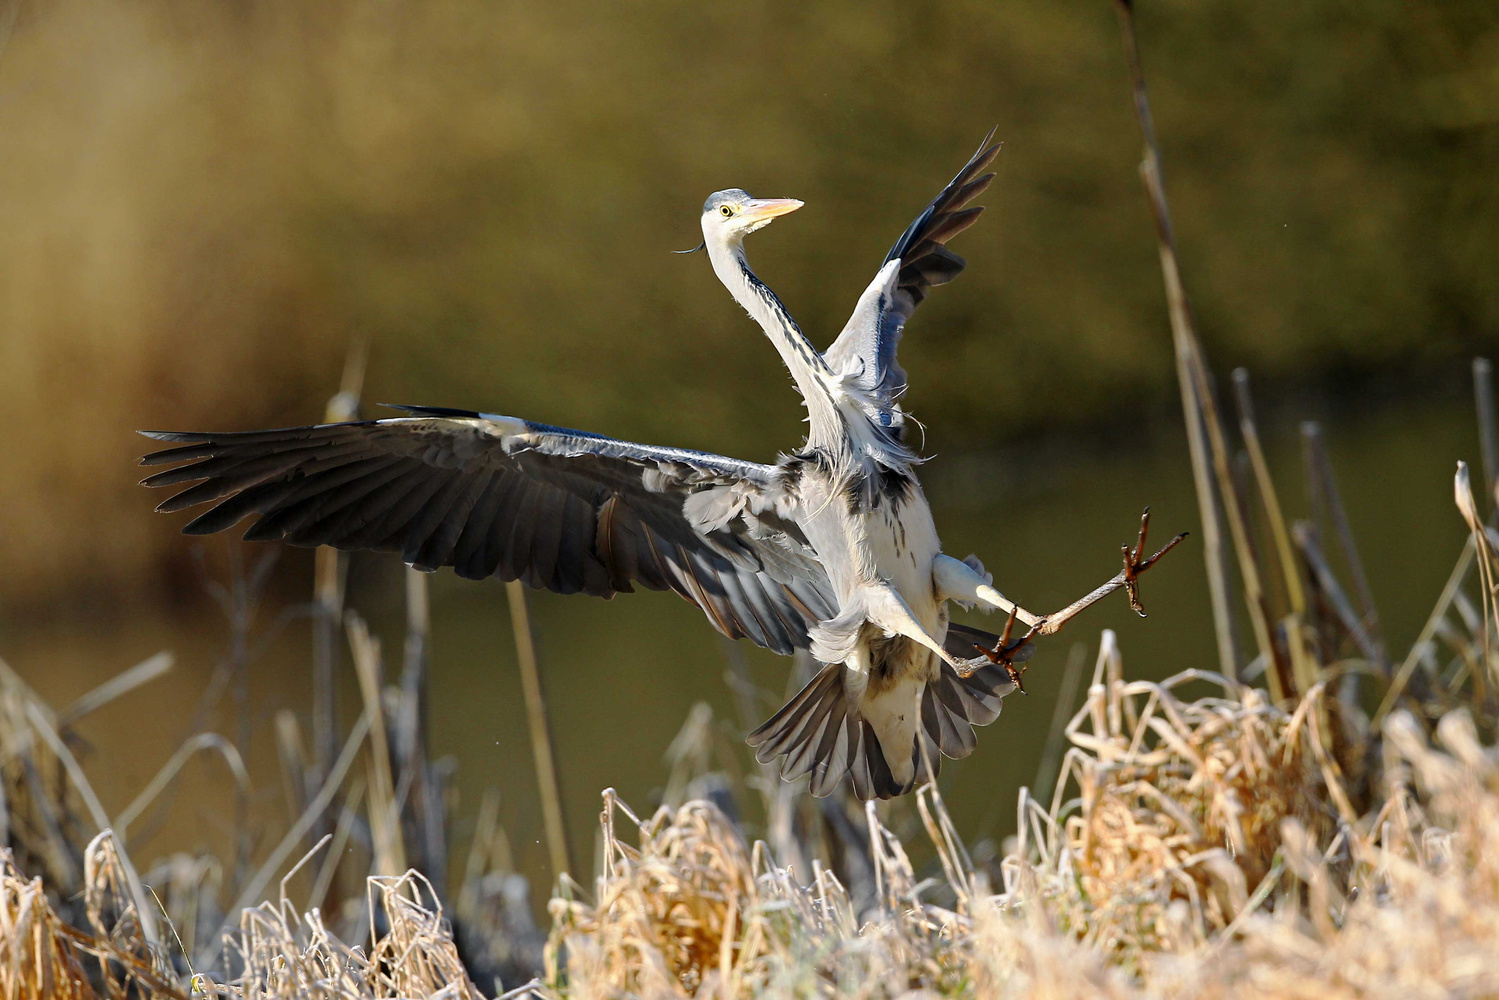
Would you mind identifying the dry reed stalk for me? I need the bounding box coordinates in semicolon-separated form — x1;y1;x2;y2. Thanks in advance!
347;614;407;876
1301;422;1386;674
1230;370;1306;621
1112;0;1290;692
312;334;369;793
505;580;573;882
1475;358;1497;508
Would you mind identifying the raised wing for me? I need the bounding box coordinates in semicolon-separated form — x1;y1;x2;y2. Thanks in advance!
823;130;1001;427
139;406;836;655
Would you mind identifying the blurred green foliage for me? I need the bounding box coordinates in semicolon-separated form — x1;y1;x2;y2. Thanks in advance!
0;0;1495;600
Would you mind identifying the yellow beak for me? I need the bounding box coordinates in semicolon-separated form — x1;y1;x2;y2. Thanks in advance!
739;198;804;224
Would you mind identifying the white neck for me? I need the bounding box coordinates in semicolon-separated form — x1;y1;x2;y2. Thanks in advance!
702;233;919;487
704;241;839;422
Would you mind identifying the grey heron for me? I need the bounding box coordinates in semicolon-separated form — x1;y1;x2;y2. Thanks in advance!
139;132;1182;800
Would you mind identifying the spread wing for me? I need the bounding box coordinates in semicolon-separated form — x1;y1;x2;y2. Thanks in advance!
139;405;836;655
823;130;1001;427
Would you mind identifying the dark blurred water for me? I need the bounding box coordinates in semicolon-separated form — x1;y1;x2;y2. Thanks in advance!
4;383;1481;903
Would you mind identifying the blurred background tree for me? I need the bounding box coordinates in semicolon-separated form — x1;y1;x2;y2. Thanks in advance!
0;0;1494;602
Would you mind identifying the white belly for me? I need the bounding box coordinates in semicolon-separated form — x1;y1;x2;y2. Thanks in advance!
863;487;943;630
795;475;948;791
794;471;947;670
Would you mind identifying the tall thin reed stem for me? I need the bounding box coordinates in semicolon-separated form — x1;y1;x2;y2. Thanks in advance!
1232;370;1305;617
1475;358;1497;512
505;580;573;880
312;334;369;799
1301;423;1385;672
1112;0;1255;686
347;614;406;876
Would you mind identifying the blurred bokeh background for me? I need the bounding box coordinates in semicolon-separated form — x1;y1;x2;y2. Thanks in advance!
1;0;1495;900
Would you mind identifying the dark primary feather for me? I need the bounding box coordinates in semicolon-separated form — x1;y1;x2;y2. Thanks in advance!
883;128;1001;308
140;412;837;655
823;128;1001;415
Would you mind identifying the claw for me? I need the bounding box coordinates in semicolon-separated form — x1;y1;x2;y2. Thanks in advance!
972;603;1037;694
1120;506;1189;618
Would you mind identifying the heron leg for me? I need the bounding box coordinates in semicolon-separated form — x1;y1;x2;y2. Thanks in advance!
863;584;967;673
932;554;1045;628
937;509;1189;642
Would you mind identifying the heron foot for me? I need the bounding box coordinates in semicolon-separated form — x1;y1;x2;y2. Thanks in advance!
971;603;1037;694
1121;507;1190;618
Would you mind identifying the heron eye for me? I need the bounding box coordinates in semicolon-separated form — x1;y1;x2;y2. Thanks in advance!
720;205;733;218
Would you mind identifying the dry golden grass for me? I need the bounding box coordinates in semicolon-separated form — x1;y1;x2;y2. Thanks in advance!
0;839;501;1000
540;674;1499;999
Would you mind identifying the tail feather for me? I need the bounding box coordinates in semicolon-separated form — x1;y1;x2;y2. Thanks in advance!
921;661;1018;761
808;714;859;798
913;725;942;787
922;678;977;759
749;666;841;763
781;697;840;780
949;666;1009;725
749;665;908;800
846;721;873;800
853;718;903;799
748;633;1020;800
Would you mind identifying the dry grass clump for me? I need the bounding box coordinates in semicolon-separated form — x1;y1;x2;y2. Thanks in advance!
547;795;753;997
1016;635;1348;965
1217;709;1499;1000
193;871;489;1000
0;838;502;1000
540;676;1499;1000
0;834;181;1000
547;787;976;998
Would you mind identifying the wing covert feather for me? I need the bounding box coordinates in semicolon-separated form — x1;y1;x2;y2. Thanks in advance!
140;411;836;655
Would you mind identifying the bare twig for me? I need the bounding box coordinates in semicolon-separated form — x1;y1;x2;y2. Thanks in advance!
56;652;174;729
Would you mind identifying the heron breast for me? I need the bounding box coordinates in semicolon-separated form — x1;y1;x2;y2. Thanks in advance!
861;629;939;691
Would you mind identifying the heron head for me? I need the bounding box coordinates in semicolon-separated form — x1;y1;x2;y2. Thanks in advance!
700;189;803;244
